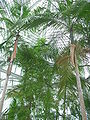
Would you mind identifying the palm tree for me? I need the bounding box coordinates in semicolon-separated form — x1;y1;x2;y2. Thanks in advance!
22;0;89;119
0;0;90;119
21;0;89;119
0;0;43;113
6;39;89;119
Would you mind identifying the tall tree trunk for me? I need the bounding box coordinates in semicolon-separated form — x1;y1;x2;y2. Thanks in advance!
75;54;87;120
63;83;66;120
0;61;13;113
0;34;19;113
0;74;9;113
70;24;87;120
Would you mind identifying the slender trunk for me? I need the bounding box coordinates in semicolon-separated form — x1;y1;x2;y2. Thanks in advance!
70;24;74;44
0;74;9;113
0;34;19;113
63;84;66;120
0;62;13;113
70;24;87;120
75;54;87;120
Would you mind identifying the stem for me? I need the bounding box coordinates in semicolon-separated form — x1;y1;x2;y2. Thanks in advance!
63;83;66;120
0;74;9;113
0;62;13;113
75;54;87;120
70;24;74;44
69;23;87;120
0;34;19;113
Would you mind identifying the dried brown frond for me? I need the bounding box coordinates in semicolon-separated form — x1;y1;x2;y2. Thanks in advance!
56;55;70;65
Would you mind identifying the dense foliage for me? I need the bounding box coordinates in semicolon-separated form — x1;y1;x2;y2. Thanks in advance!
5;39;90;119
0;0;90;120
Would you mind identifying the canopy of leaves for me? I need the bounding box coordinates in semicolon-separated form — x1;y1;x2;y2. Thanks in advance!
4;38;89;120
0;0;90;120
